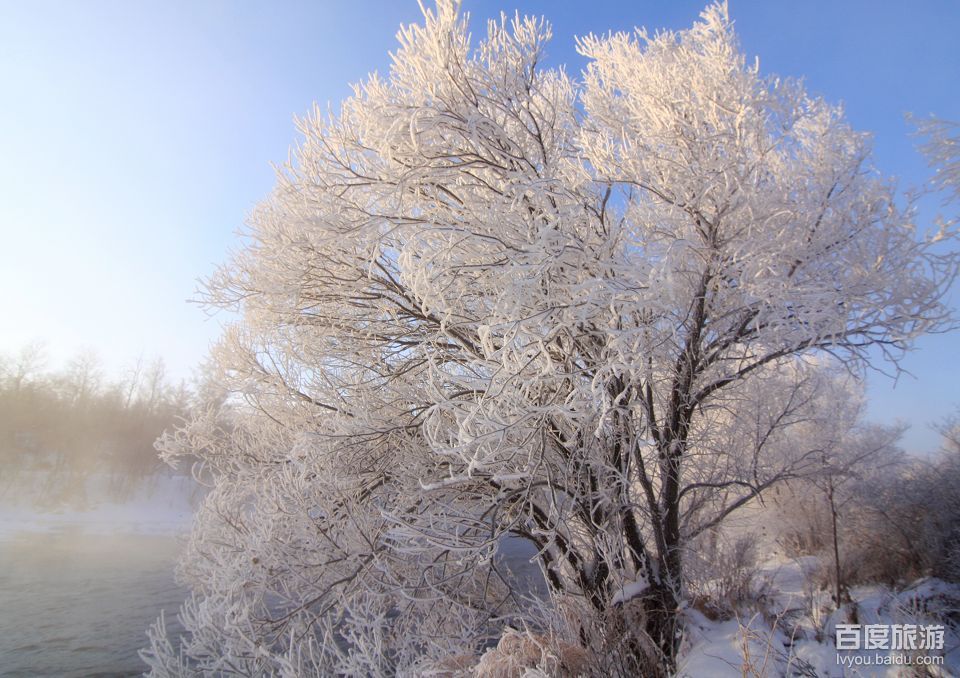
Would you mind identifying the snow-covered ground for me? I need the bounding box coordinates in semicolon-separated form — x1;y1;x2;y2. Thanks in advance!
474;497;960;676
665;495;960;676
677;555;960;677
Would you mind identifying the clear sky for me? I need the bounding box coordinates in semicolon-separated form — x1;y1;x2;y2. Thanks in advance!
1;1;958;454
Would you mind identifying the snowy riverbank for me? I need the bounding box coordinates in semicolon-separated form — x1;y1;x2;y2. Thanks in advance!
2;472;958;677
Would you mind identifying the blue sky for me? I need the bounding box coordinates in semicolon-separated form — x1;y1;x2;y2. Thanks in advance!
1;1;957;454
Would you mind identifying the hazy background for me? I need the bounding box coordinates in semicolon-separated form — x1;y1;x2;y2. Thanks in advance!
1;0;958;454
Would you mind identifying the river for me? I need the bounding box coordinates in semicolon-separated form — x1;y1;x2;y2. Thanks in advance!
0;531;187;677
0;470;545;676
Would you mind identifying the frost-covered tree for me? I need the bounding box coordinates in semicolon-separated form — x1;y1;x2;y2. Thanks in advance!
145;3;959;674
915;116;960;205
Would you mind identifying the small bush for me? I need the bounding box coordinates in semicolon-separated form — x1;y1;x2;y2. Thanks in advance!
686;533;773;619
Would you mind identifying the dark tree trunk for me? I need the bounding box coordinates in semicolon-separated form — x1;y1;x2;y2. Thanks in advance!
826;473;846;607
642;580;681;670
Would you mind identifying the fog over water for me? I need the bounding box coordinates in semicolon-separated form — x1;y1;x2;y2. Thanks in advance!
0;468;197;676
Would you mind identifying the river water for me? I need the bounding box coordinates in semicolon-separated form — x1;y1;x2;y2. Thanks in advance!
0;530;545;677
0;469;544;676
0;531;187;677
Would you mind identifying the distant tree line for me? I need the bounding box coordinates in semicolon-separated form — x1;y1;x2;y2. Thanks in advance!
0;342;209;502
